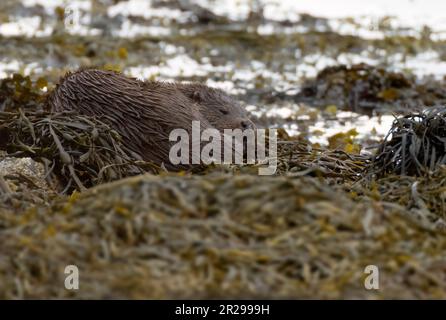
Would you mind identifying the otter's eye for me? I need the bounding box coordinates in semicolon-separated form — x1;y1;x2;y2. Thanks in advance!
219;108;229;115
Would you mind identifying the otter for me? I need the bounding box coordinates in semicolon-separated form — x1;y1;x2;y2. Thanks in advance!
47;69;255;170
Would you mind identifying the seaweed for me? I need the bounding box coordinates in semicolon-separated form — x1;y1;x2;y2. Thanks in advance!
1;173;445;299
0;74;48;112
0;111;160;193
297;63;446;114
275;139;368;181
371;107;446;176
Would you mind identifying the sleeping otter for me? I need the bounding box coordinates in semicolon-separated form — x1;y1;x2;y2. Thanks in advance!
47;69;255;170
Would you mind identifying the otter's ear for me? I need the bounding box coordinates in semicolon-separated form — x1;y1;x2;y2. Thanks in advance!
191;91;203;102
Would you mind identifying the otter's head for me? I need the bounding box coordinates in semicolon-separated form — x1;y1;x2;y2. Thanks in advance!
178;83;255;131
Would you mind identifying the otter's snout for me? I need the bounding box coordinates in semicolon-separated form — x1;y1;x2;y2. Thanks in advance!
240;119;256;130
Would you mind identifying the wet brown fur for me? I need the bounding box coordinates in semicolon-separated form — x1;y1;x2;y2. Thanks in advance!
47;69;254;170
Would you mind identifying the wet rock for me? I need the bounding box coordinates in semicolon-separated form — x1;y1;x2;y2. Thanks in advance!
0;156;51;193
0;155;55;212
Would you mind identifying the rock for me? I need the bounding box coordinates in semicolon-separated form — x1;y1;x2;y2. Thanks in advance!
0;156;52;193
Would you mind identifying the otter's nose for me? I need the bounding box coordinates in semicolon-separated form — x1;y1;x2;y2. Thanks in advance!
241;120;254;130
